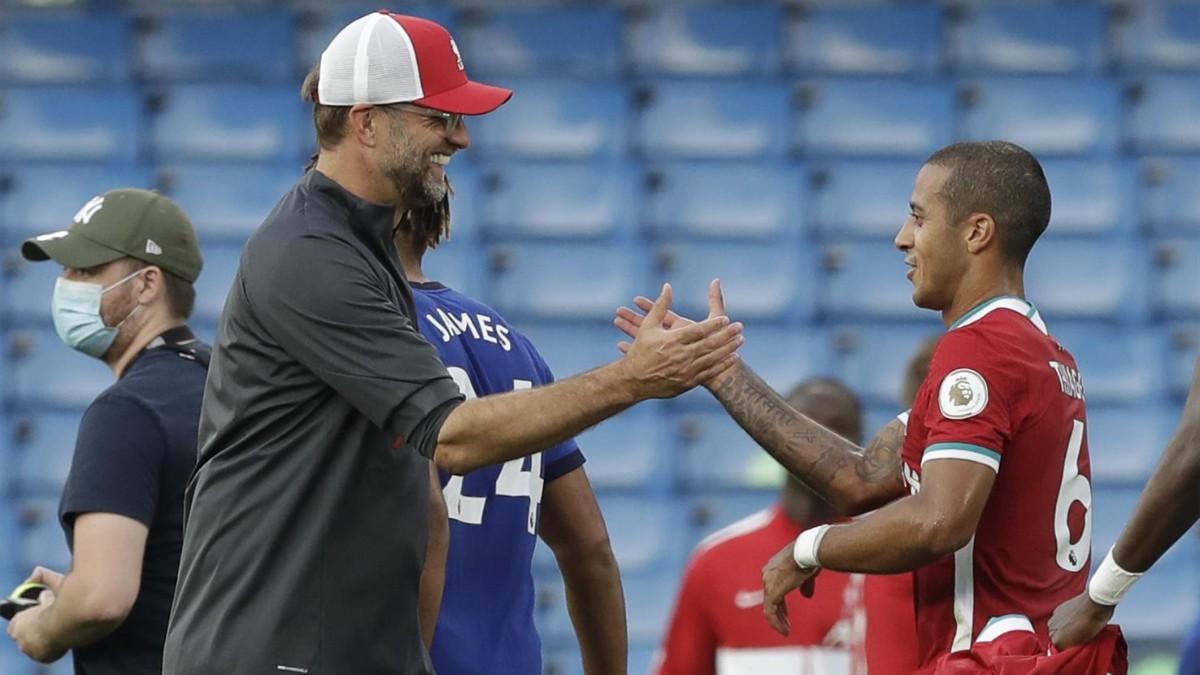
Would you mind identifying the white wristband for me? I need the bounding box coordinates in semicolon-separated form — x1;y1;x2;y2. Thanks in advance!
1088;547;1144;607
793;524;832;569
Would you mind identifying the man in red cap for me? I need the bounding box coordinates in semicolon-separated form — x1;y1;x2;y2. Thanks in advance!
162;12;744;675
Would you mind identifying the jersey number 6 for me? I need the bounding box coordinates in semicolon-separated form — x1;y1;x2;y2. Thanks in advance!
1053;419;1092;572
442;367;545;535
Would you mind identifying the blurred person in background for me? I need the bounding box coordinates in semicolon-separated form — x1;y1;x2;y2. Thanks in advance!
654;377;863;675
164;13;742;674
6;189;207;675
844;336;937;675
1048;355;1200;664
394;199;627;673
618;141;1127;673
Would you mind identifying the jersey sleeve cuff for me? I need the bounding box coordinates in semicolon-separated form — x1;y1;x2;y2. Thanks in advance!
921;442;1001;473
544;450;585;482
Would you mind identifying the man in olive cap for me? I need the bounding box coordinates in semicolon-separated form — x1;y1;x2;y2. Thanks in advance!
6;188;210;675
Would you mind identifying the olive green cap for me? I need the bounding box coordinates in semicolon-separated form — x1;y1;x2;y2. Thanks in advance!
21;188;203;283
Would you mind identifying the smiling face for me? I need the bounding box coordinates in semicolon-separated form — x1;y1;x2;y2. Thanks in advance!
372;105;470;209
894;163;971;313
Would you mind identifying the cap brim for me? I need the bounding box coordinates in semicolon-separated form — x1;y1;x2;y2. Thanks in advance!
21;232;126;269
415;80;513;116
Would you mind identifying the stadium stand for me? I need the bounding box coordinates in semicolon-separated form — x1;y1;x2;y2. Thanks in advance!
0;2;1196;672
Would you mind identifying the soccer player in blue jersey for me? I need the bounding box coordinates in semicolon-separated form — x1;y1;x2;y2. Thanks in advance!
394;198;628;675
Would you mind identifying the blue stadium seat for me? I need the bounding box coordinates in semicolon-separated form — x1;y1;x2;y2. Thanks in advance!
1052;325;1165;405
487;243;641;320
6;328;112;409
1156;237;1200;318
820;242;928;321
623;573;680;646
834;323;942;407
812;161;914;239
514;321;622;380
1088;405;1176;482
1167;324;1199;400
14;411;83;495
0;164;156;243
686;492;777;547
958;78;1120;156
137;10;294;82
421;238;485;300
572;404;671;493
1114;4;1200;72
653;242;816;321
192;245;243;322
677;410;788;491
0;14;132;83
947;5;1106;75
3;257;60;324
471;79;628;160
634;81;790;160
19;497;70;572
480;162;636;240
740;324;837;397
643;162;805;241
795;79;954;158
150;85;306;162
0;87;142;162
458;7;620;78
593;495;683;575
1141;157;1200;235
1127;76;1200;154
785;6;941;76
444;162;482;244
160;163;298;243
627;6;782;77
1041;159;1136;236
541;647;584;675
297;6;457;71
1025;238;1149;321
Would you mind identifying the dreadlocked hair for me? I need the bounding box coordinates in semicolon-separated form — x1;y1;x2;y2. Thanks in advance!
395;174;454;249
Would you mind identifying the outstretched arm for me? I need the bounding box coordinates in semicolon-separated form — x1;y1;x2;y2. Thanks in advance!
1051;356;1200;648
615;280;907;515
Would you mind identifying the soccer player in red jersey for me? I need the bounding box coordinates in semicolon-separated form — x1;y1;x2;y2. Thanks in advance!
617;141;1124;673
655;379;863;675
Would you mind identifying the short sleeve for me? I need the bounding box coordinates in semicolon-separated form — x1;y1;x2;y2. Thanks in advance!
60;394;164;529
245;233;463;445
520;335;584;480
918;329;1014;473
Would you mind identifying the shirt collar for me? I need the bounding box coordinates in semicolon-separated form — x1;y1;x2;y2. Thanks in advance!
307;170;396;244
949;295;1048;335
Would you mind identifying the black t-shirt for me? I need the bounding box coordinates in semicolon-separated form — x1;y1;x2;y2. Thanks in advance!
164;171;463;675
58;328;208;675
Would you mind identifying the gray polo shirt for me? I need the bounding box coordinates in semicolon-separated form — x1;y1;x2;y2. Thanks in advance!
163;171;463;675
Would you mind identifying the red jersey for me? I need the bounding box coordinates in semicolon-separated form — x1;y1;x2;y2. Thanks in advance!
917;619;1127;675
901;296;1094;666
655;505;854;675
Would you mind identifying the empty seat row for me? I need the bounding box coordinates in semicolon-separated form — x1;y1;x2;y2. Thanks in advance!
10;77;1200;163
7;5;1200;85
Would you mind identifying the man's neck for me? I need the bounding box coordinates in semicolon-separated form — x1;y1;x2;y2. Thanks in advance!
395;227;431;283
315;152;404;210
108;312;185;379
941;263;1026;328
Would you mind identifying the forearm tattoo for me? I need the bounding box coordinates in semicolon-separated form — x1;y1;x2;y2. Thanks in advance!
712;365;905;505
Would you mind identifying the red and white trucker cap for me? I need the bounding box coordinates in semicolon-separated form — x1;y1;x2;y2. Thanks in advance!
317;11;512;115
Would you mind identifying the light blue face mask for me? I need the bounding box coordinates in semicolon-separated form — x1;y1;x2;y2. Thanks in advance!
51;269;145;358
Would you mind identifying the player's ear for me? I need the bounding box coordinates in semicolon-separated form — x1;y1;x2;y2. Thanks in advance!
963;213;996;255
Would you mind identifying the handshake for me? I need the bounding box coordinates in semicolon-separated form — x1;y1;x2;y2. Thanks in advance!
610;278;745;399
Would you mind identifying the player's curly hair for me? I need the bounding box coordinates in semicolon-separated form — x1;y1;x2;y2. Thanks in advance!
395;176;454;250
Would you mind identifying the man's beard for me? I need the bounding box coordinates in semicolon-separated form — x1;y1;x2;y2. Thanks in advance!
383;135;448;208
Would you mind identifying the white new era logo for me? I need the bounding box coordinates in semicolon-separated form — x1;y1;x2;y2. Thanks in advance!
35;231;69;242
145;239;163;255
73;196;104;225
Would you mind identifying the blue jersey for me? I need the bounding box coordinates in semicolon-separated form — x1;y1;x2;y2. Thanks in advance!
413;281;585;675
